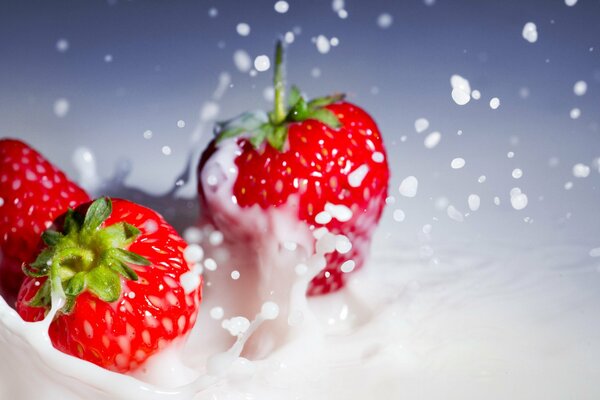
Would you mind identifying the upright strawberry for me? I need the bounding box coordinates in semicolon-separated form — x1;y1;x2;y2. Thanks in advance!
0;138;90;303
16;197;202;373
197;42;389;295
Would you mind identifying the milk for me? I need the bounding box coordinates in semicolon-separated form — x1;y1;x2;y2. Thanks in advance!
1;125;599;399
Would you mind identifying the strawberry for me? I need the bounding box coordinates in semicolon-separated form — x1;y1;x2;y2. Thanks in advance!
197;42;389;295
0;138;90;304
16;197;202;372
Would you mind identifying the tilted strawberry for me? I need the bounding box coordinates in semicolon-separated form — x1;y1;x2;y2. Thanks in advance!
16;197;202;372
0;138;90;304
197;42;389;295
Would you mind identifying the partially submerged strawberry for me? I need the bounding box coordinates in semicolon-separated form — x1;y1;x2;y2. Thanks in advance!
17;197;202;372
0;138;90;304
198;42;389;295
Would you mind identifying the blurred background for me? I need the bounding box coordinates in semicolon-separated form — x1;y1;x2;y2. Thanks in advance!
2;2;600;398
0;0;599;252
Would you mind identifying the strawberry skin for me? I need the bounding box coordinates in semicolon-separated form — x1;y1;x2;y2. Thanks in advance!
197;43;389;296
239;102;387;295
17;198;202;373
0;138;90;303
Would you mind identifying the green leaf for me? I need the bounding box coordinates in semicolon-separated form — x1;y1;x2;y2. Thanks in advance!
28;279;51;308
108;260;139;281
215;112;270;143
249;124;272;148
267;125;288;151
288;85;302;107
63;209;83;234
288;97;309;122
110;248;150;267
102;222;141;247
84;197;112;231
62;296;77;314
42;230;62;246
86;265;121;303
307;93;345;108
307;108;341;129
216;127;245;143
65;272;86;297
24;249;53;277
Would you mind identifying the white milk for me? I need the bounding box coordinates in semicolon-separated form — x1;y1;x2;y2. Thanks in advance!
1;134;599;400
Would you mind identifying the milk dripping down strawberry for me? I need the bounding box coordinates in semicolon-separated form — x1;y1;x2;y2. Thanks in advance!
197;41;390;295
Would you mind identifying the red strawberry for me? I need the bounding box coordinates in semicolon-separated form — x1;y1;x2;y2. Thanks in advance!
0;138;90;304
16;197;202;372
197;42;389;295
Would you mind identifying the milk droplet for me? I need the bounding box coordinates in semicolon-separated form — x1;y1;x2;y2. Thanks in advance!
210;307;224;320
325;203;353;222
398;176;418;197
261;302;280;320
179;271;200;294
393;209;406;222
340;260;356;273
230;270;240;280
254;55;271;72
377;13;393;29
512;168;523;179
236;23;250;36
471;90;481;100
424;131;441;149
56;38;69;52
161;146;172;156
183;227;203;243
489;97;500;109
468;194;480;211
573;163;590;178
447;205;464;222
570;108;581;119
233;50;252;72
335;235;352;254
451;158;466;169
589;247;600;257
274;0;289;13
574;80;587;96
452;89;471;105
53;98;70;117
565;0;578;6
414;118;429;133
564;181;573;190
348;164;369;187
222;317;250;336
510;189;528;210
372;152;385;163
478;175;487;183
522;22;538;43
315;211;332;225
450;74;471;105
315;35;331;54
176;120;186;128
183;244;204;263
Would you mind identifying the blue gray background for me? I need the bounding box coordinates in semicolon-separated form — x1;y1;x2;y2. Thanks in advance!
0;0;599;246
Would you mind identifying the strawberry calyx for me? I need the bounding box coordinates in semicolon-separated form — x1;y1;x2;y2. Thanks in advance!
23;197;149;314
216;40;345;151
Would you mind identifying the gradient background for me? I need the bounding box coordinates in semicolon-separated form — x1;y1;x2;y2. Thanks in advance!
1;1;600;398
1;0;599;250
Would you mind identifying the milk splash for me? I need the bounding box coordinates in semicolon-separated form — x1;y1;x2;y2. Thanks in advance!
0;129;366;399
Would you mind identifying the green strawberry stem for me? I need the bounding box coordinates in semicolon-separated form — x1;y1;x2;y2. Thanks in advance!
272;40;287;125
24;197;150;314
216;40;346;151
